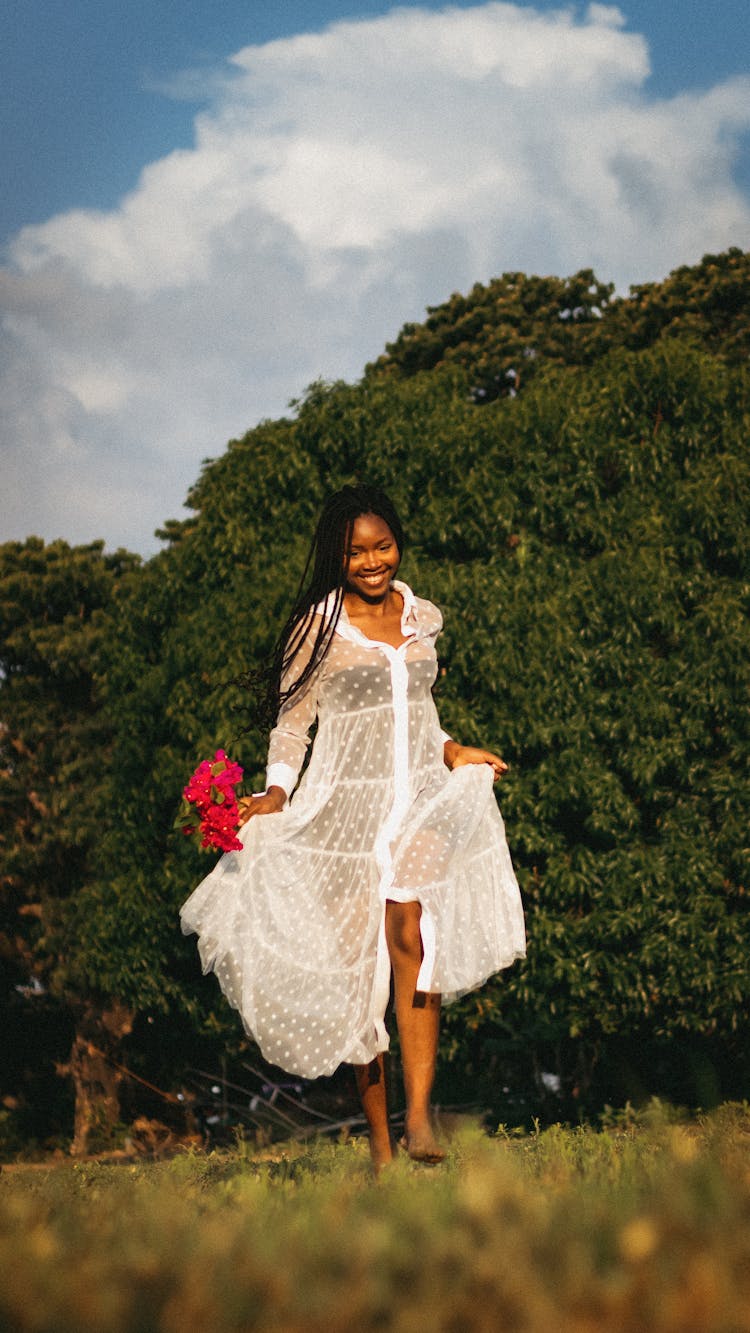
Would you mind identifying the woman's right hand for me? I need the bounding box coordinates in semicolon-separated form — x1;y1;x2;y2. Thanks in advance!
237;786;287;827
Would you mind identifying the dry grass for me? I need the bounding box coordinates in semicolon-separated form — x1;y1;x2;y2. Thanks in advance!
1;1101;749;1332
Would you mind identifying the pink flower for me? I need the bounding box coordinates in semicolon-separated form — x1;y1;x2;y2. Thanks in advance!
176;750;245;853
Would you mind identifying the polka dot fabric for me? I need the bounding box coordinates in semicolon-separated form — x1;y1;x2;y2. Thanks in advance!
180;582;526;1077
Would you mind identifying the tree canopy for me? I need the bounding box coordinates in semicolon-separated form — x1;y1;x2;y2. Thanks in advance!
368;248;750;403
2;249;749;1147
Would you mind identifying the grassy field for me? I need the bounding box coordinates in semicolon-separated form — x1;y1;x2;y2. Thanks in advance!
1;1102;749;1332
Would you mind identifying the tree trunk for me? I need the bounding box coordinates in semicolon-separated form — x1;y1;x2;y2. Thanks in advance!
58;1001;134;1156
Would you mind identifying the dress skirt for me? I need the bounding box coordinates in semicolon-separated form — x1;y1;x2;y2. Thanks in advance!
180;584;526;1078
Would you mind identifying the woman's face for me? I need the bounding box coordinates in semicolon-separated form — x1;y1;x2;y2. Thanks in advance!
344;512;400;602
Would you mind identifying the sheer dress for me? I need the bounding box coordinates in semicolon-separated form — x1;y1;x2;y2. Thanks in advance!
180;581;526;1077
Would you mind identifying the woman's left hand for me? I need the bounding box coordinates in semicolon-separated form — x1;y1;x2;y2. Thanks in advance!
444;741;508;780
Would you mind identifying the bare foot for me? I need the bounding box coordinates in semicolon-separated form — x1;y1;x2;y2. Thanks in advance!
369;1134;397;1175
401;1121;445;1164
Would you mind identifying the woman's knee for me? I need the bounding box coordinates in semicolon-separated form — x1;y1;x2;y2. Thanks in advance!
385;901;423;962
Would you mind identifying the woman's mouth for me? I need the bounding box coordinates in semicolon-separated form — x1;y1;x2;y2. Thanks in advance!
360;570;388;584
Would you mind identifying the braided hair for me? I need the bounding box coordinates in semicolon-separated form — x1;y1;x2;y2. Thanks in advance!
263;483;404;721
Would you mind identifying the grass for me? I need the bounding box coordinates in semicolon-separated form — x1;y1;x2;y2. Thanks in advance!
2;1101;750;1331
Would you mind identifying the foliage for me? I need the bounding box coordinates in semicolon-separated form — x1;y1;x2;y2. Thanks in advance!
2;1105;750;1331
368;266;615;401
369;247;750;403
1;250;749;1135
428;339;750;1102
0;537;139;989
96;331;749;1106
0;539;142;1140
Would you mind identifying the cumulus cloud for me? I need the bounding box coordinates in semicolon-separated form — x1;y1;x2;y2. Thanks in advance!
2;2;749;553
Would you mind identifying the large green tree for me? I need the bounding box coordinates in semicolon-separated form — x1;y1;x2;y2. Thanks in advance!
88;330;749;1116
3;250;749;1147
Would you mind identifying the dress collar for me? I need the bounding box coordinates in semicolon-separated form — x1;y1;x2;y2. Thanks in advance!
315;579;419;647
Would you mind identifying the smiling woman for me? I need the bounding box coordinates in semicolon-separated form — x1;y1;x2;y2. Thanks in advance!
180;482;525;1170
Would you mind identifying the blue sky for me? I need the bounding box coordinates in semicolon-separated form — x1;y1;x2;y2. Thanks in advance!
2;0;748;246
1;1;749;553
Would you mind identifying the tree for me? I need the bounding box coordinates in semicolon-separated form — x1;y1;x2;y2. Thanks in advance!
367;268;615;401
76;323;749;1116
0;539;141;1151
368;248;750;408
4;251;749;1149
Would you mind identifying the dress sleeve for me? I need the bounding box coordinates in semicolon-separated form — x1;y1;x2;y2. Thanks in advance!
420;597;451;745
265;620;323;798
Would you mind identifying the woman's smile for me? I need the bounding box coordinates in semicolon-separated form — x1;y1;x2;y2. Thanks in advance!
345;513;400;602
360;568;388;584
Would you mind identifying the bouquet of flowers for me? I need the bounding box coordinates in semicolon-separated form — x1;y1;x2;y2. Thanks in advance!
177;749;245;852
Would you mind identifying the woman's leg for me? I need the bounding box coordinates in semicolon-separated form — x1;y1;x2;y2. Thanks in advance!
354;1054;394;1171
385;899;444;1161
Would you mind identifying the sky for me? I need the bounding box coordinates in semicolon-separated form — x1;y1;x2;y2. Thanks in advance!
1;0;749;555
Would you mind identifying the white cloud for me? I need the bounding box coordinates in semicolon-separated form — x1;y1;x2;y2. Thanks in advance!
1;2;749;553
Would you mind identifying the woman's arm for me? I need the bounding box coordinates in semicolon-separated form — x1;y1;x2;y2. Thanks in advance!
238;620;322;825
237;686;318;827
443;738;508;781
237;679;319;826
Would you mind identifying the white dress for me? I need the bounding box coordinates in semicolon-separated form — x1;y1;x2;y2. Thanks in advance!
180;581;526;1078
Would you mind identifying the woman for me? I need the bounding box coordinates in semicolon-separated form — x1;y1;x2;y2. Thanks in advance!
180;484;525;1168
